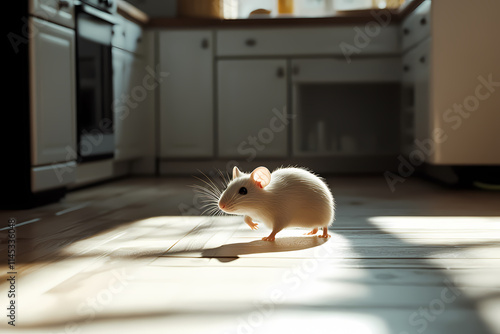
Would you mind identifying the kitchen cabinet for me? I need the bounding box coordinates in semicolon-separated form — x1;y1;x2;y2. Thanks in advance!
156;1;500;177
112;47;146;161
291;57;401;157
400;1;431;157
218;59;288;158
2;9;78;208
401;37;430;156
400;0;500;166
158;30;214;158
111;15;148;162
30;17;77;167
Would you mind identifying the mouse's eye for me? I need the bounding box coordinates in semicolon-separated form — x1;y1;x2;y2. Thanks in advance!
239;187;247;195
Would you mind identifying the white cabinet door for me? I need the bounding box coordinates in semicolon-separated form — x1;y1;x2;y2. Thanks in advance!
218;59;288;158
30;18;76;166
112;48;145;161
159;30;213;158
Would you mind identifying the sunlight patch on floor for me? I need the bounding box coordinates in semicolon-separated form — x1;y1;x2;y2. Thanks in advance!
368;216;500;229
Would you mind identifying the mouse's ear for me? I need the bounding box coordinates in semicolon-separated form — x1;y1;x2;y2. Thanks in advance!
251;166;271;188
232;166;242;179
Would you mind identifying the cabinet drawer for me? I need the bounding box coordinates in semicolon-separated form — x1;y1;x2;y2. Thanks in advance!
401;0;431;52
292;57;402;83
216;26;400;57
30;0;75;29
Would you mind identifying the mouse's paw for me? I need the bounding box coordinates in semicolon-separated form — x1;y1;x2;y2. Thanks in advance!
244;216;259;230
249;223;259;230
304;228;319;235
318;233;331;238
262;236;275;241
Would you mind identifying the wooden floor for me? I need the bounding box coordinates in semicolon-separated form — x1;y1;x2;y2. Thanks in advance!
1;175;500;334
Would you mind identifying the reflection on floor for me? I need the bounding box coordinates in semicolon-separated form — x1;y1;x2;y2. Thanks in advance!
0;176;500;334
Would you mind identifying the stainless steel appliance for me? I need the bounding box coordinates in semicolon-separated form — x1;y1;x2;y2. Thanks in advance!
75;0;116;161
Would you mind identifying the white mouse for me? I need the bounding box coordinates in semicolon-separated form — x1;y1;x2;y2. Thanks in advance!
218;166;335;241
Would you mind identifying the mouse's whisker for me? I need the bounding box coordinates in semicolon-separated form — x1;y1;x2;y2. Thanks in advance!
199;203;218;210
198;199;218;208
219;168;231;189
216;169;228;189
201;206;218;216
199;171;223;196
190;184;217;194
198;199;218;205
194;194;219;205
191;185;220;199
193;174;221;197
194;191;218;201
212;207;225;217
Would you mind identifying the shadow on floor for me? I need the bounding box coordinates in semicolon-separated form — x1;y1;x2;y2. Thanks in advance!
201;236;328;262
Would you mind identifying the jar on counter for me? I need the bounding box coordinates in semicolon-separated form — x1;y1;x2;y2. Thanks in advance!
278;0;294;14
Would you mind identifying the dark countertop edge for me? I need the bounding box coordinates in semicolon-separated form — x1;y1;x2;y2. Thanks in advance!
117;0;150;26
120;0;425;28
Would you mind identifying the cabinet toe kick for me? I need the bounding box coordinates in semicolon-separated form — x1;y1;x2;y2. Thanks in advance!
31;161;77;193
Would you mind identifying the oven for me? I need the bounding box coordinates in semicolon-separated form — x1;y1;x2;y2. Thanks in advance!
75;0;116;162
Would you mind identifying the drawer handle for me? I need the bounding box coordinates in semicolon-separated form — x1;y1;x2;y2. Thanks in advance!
201;38;209;49
403;65;410;72
58;0;70;8
276;67;285;78
420;17;427;25
245;38;256;47
419;56;426;64
403;28;410;35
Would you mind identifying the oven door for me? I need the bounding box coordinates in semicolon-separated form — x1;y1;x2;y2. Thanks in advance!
75;5;116;162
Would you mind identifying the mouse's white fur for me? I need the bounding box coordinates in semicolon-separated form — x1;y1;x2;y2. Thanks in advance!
218;166;335;241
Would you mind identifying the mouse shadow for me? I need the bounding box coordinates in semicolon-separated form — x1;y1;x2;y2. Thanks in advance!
201;236;328;263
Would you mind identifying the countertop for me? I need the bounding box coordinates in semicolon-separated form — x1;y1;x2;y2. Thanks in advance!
118;0;425;28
